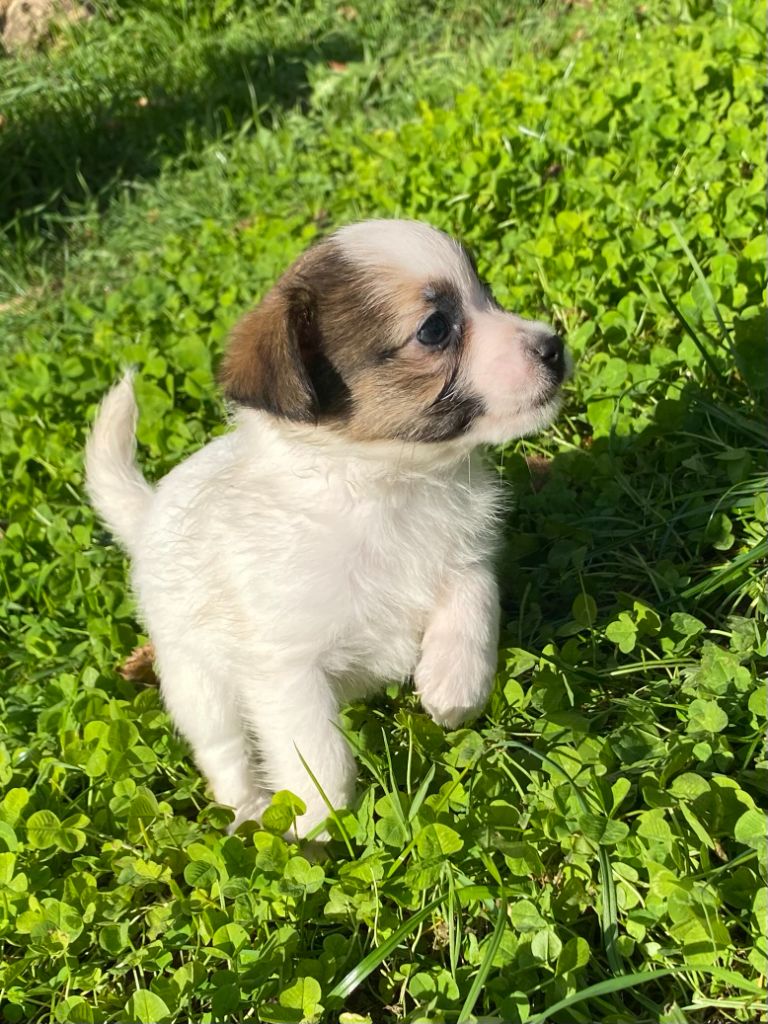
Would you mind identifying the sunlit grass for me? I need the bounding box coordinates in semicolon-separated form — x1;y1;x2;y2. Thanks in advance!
0;0;765;1021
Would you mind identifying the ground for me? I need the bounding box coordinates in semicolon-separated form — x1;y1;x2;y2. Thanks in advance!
0;1;765;1022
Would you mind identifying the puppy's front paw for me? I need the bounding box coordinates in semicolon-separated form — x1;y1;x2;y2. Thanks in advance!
414;631;496;730
227;794;333;841
227;792;272;835
419;693;483;731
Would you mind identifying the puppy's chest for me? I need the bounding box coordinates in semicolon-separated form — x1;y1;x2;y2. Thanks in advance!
325;475;498;674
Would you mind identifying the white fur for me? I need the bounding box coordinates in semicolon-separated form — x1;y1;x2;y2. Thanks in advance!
462;310;566;444
88;389;503;836
336;220;563;441
86;220;566;838
336;219;478;300
85;372;153;554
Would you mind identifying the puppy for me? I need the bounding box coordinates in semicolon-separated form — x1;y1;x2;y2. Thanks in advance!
86;219;567;837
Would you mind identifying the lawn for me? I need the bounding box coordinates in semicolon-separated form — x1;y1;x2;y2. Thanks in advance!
0;1;766;1022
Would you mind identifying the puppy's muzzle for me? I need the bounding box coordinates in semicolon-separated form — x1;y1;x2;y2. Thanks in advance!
527;330;566;385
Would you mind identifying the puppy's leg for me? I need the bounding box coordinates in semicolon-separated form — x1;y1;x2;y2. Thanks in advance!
157;653;269;825
415;566;500;730
241;665;356;838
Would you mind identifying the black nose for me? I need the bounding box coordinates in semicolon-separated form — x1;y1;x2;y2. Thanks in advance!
530;331;565;380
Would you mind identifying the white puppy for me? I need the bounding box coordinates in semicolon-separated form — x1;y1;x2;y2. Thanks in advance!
86;219;567;836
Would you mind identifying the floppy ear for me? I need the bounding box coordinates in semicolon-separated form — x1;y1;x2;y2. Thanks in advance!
219;285;318;421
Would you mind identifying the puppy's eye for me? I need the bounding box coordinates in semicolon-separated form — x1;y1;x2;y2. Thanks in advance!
417;312;453;349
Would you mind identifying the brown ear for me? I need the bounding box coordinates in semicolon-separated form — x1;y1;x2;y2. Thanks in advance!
219;285;318;421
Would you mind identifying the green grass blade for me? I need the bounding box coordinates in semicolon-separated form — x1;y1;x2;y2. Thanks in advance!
457;898;508;1024
325;891;446;1006
495;739;589;813
498;739;626;973
294;746;355;857
407;761;436;821
527;969;673;1024
380;727;411;835
598;845;622;974
680;536;767;600
668;220;735;354
645;273;724;381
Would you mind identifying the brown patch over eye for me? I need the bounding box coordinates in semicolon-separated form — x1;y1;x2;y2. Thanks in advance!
220;236;485;443
344;311;484;444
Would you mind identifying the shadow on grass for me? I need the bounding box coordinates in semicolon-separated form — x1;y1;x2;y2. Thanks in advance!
488;375;767;813
1;31;360;229
497;378;767;638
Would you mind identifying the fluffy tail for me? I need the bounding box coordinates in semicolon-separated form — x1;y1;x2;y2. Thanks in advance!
86;373;153;554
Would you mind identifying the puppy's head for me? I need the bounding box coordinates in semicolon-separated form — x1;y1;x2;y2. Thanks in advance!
221;219;568;446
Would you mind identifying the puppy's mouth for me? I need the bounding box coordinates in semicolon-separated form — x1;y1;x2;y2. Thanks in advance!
531;384;562;409
530;349;573;410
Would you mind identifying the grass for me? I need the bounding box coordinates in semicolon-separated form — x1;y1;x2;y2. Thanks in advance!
0;0;766;1021
0;0;563;296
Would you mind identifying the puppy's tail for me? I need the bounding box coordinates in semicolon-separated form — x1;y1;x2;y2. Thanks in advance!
86;372;154;554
